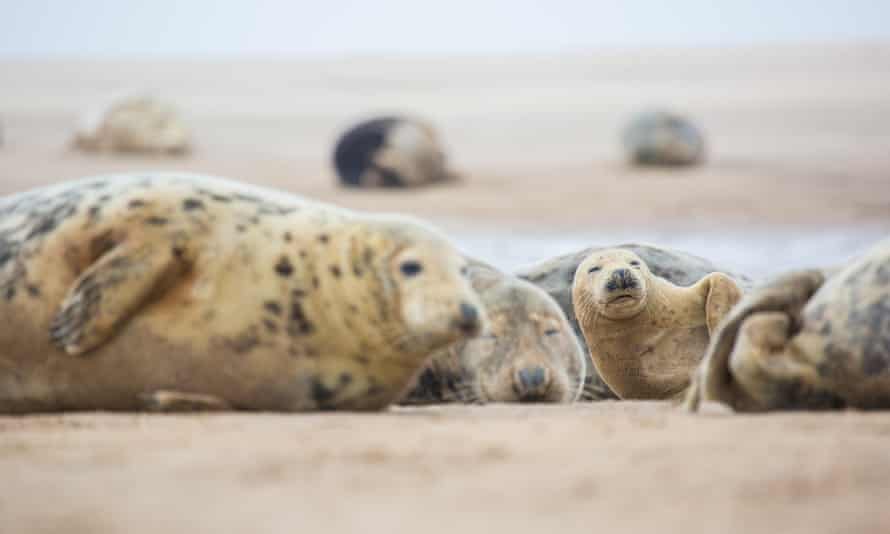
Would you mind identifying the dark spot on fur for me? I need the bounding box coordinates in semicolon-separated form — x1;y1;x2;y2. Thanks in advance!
355;355;370;365
128;199;146;209
349;304;358;313
299;250;308;259
311;379;337;408
4;286;16;300
353;264;364;277
26;285;41;297
236;224;246;233
363;247;374;264
171;246;186;259
288;301;315;335
339;372;352;385
89;231;117;258
182;198;205;211
330;265;341;277
312;276;320;289
275;256;294;277
210;194;232;203
87;205;101;220
145;216;169;226
263;318;279;334
249;216;260;225
228;330;260;354
318;234;330;244
292;289;306;299
283;232;292;243
264;301;282;315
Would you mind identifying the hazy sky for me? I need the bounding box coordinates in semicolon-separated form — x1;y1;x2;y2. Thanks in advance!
1;0;888;58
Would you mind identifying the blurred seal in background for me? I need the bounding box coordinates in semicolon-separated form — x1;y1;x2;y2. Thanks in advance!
623;110;705;167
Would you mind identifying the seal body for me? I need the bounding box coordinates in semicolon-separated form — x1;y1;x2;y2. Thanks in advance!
333;116;455;188
622;110;705;166
401;261;586;404
0;173;485;413
572;249;742;400
73;95;191;155
517;243;751;399
686;239;890;412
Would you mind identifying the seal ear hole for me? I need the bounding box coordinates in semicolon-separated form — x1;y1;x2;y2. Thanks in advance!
630;260;640;267
588;266;601;274
400;260;424;277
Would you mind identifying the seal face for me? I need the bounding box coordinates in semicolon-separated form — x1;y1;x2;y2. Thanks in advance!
572;249;742;400
332;116;455;188
0;173;485;413
73;94;191;155
685;238;890;413
401;261;586;404
622;110;705;166
517;243;752;399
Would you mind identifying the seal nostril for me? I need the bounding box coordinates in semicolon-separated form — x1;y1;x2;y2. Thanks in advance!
515;366;550;401
457;302;480;334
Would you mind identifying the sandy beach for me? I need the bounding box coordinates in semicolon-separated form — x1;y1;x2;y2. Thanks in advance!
2;43;890;533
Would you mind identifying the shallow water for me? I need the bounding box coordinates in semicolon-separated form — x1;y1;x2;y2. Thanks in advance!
445;222;890;280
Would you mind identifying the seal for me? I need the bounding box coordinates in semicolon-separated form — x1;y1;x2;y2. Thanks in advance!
517;243;752;399
0;172;485;413
72;94;191;155
401;260;586;404
685;239;890;412
572;248;743;400
622;110;705;166
332;115;456;188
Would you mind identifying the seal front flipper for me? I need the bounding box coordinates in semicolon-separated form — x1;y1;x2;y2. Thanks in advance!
141;390;231;412
697;272;744;336
50;241;190;356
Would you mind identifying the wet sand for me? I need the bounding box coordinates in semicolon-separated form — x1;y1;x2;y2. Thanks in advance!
1;43;890;533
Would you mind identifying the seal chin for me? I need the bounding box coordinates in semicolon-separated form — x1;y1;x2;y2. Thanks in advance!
601;291;647;319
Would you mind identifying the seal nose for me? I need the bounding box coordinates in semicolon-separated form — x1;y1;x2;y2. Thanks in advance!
514;366;552;402
607;268;637;291
456;301;481;335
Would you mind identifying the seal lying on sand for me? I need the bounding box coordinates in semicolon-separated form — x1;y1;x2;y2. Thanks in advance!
517;243;752;399
401;261;586;404
572;249;742;400
685;239;890;412
72;94;191;155
0;173;485;413
622;110;705;167
333;116;456;188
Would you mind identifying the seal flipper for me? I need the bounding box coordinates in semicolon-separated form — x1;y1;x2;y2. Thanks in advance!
684;269;825;412
699;272;744;336
141;390;231;412
50;241;189;356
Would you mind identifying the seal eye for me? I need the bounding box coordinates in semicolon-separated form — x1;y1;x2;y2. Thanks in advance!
588;266;601;274
630;260;641;268
400;260;424;277
544;328;559;336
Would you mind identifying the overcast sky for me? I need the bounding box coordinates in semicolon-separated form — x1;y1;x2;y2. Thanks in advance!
1;0;888;58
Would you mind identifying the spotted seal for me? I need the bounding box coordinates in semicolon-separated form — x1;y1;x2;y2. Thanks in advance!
401;260;586;404
0;172;485;413
685;239;890;412
572;249;742;400
517;243;752;399
623;110;705;167
72;94;191;155
332;115;456;188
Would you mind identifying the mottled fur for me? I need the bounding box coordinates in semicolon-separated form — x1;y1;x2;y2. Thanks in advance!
402;261;586;404
622;110;705;166
685;239;890;412
517;243;752;399
0;173;484;413
333;116;456;188
73;95;191;155
573;249;742;400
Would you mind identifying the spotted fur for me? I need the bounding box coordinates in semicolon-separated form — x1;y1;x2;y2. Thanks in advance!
401;261;586;405
686;239;890;412
0;173;485;413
